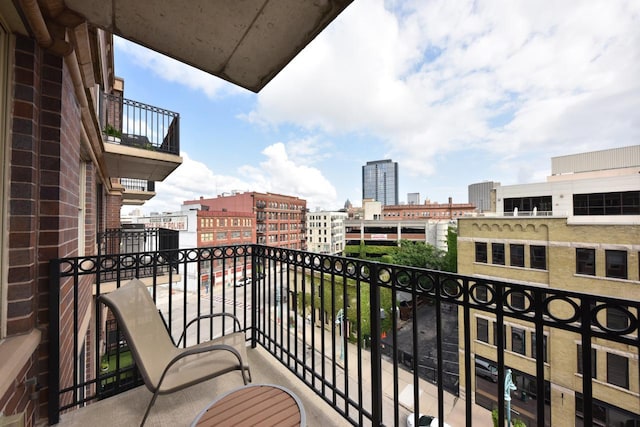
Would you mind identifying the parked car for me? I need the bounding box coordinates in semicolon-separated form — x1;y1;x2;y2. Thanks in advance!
406;414;451;427
235;278;252;287
475;358;498;382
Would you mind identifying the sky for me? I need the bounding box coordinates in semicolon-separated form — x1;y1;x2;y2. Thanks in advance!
116;0;640;215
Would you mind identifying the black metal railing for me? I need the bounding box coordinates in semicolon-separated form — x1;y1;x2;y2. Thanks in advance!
120;178;155;193
100;92;180;155
97;227;179;282
49;245;639;426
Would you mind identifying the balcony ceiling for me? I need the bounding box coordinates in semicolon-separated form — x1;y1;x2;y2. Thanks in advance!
63;0;353;92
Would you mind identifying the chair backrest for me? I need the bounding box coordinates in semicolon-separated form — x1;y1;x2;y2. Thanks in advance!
99;279;177;390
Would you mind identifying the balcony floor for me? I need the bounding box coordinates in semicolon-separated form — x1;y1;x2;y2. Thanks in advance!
57;344;494;427
58;346;351;427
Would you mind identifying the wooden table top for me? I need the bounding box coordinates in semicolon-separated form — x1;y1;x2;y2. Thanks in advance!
192;384;305;427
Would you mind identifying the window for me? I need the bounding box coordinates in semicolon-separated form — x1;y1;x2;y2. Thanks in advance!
607;353;629;389
477;318;489;343
491;243;505;265
510;244;524;267
576;248;595;275
577;344;596;377
504;196;552;213
574;191;640;216
607;305;629;331
475;242;487;263
531;333;548;362
530;245;546;270
474;285;488;302
511;327;525;355
605;250;627;279
510;291;525;310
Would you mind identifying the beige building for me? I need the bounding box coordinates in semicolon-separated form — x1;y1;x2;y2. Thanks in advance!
457;146;640;427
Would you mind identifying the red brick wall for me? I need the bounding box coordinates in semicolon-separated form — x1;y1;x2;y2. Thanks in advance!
3;35;100;424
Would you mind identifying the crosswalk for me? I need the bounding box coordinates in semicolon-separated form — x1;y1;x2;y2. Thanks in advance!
203;293;252;309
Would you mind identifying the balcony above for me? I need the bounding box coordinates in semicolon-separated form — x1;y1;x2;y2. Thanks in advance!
121;179;155;205
64;1;353;93
101;93;182;181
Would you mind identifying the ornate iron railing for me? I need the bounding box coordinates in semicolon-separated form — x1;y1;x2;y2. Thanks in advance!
100;92;180;155
49;245;639;426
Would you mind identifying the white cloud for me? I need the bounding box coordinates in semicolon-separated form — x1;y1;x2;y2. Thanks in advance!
114;37;244;99
245;0;640;182
140;146;337;214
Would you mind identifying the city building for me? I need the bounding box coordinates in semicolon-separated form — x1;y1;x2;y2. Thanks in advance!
345;219;451;252
468;181;500;212
0;2;348;424
183;192;307;250
457;146;640;426
383;197;476;220
362;159;399;206
306;211;347;255
407;192;420;205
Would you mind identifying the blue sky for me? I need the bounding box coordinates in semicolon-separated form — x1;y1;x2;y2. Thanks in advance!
116;0;640;214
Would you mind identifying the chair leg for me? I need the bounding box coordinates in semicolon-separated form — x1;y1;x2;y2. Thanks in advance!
140;390;160;427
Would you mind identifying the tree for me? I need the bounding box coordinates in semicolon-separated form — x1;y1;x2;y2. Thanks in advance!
389;240;447;270
443;226;458;273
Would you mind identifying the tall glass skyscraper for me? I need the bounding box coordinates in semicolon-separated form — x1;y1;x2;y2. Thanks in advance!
362;159;399;206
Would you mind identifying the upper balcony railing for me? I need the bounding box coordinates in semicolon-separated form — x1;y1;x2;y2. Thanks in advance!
100;92;180;156
120;178;155;193
49;245;640;426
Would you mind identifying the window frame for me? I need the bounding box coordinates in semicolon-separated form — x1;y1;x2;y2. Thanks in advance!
511;327;526;355
0;22;10;339
476;318;489;343
530;245;547;270
509;244;524;267
606;353;629;389
576;248;596;276
605;250;627;279
491;243;505;265
475;242;487;263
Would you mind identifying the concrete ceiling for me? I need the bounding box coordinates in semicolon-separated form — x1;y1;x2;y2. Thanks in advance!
63;0;352;93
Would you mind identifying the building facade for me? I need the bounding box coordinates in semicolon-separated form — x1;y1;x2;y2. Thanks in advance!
183;192;307;250
382;197;476;220
306;211;347;255
362;159;399;206
468;181;500;212
345;220;451;251
457;146;640;427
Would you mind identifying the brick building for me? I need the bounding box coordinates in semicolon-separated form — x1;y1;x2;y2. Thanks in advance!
184;192;307;250
382;197;476;220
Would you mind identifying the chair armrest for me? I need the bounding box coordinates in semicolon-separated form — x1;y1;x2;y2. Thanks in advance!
157;342;248;388
177;313;243;347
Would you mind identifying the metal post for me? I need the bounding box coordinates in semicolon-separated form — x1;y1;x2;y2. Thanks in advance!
336;308;344;361
369;262;382;426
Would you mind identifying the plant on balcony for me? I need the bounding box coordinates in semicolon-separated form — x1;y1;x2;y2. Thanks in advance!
103;124;122;142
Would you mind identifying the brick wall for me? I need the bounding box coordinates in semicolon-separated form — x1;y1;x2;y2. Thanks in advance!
3;34;99;424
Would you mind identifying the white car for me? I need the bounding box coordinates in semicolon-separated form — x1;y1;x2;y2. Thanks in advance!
406;413;452;427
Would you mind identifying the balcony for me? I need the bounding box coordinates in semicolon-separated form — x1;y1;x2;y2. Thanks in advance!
49;246;639;426
120;179;156;205
100;93;183;181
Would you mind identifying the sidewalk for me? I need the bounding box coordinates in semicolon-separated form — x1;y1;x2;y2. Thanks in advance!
299;316;494;427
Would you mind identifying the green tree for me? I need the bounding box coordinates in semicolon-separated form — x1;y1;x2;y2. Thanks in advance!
443;226;458;273
389;240;446;270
